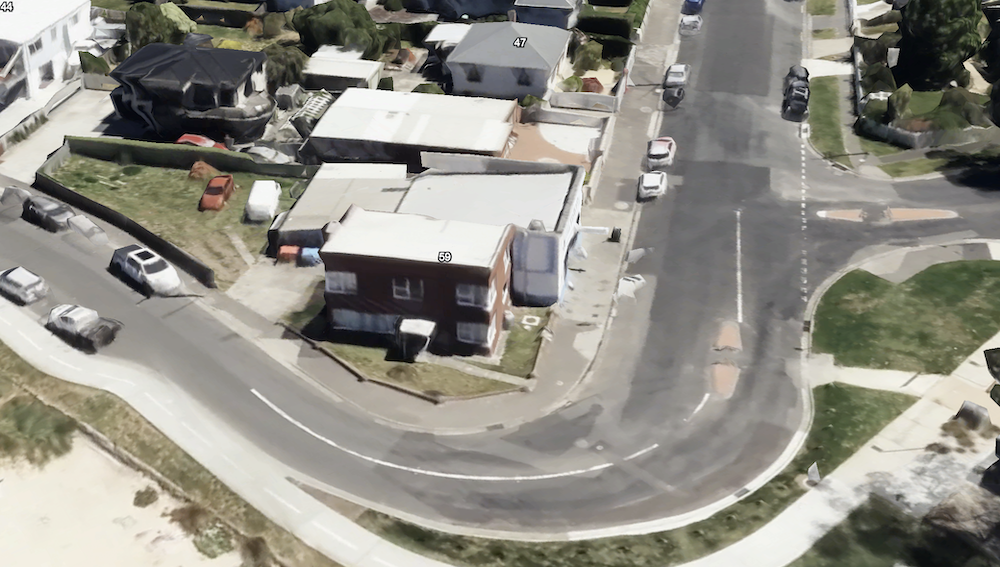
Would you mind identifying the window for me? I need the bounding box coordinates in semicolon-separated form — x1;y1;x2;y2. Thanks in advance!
326;271;358;295
190;84;216;109
503;282;509;304
28;39;42;55
516;68;532;87
220;86;236;107
332;309;398;334
456;283;489;307
392;277;423;301
488;313;497;345
456;322;489;345
465;64;482;83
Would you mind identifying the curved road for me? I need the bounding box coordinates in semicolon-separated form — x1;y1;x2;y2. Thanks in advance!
6;0;1000;541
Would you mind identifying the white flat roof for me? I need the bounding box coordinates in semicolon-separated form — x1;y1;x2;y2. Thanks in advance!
0;0;88;45
310;88;516;153
322;207;509;269
283;177;409;233
316;162;409;180
397;172;575;231
423;23;471;46
305;58;382;79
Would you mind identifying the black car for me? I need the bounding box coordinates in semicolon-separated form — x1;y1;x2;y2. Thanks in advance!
783;85;810;118
22;196;75;232
783;65;810;94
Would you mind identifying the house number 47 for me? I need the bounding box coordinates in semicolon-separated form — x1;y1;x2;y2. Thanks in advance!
0;2;13;12
513;37;527;48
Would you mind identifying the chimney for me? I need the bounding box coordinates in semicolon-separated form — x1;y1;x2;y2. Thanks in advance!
508;9;517;22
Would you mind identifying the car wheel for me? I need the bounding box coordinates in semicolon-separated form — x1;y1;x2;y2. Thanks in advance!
142;282;153;297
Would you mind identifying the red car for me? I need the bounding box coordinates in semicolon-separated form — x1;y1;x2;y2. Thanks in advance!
176;134;226;149
199;175;236;211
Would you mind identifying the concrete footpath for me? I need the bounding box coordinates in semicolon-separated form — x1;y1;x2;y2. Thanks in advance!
676;239;1000;567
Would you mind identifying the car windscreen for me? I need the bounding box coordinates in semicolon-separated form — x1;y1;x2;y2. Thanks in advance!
144;259;169;274
205;186;224;195
648;143;670;157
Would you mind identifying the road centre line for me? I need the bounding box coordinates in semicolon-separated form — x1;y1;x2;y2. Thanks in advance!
624;443;660;461
251;388;618;481
54;358;81;372
182;422;212;447
264;487;302;514
144;393;173;417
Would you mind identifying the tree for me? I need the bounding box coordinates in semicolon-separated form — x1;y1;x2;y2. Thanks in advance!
893;0;981;90
886;83;913;123
263;13;288;39
79;52;111;75
262;44;308;93
290;0;398;59
125;3;184;50
573;40;603;74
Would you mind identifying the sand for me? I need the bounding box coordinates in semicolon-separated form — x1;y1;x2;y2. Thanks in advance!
0;434;242;567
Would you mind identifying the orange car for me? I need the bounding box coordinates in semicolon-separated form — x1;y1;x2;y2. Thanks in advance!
199;175;236;211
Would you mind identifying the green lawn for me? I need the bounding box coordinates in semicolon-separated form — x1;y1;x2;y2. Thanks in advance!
328;343;518;398
809;76;851;167
627;0;652;29
469;307;549;378
807;0;836;16
49;155;300;289
858;136;905;157
357;383;916;567
195;24;282;51
813;262;1000;374
857;0;882;4
812;28;838;40
789;496;993;567
878;157;949;177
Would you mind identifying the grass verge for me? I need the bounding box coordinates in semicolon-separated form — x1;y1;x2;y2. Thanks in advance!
812;262;1000;374
861;23;898;35
858;136;905;157
0;341;339;566
788;495;992;567
49;155;300;289
627;0;652;29
195;24;282;52
328;343;518;398
811;28;838;40
468;307;549;378
809;76;851;167
807;0;836;16
878;157;949;178
356;383;916;567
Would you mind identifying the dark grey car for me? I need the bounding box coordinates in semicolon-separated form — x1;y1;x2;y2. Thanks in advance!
22;196;75;232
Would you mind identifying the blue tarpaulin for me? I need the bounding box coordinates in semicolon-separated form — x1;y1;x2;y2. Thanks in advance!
299;247;322;266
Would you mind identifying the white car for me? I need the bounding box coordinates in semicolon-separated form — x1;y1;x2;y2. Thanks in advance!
46;304;123;352
0;266;49;305
637;171;668;200
663;64;690;88
110;244;182;296
646;137;677;169
679;15;703;36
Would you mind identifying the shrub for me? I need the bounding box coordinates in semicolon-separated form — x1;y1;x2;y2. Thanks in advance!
385;0;404;10
263;13;287;39
886;83;913;123
559;75;584;92
79;52;111;75
575;14;632;39
378;76;394;90
0;397;76;466
133;486;159;508
262;43;308;92
573;40;603;74
412;82;445;94
861;62;897;94
520;94;544;107
217;39;243;50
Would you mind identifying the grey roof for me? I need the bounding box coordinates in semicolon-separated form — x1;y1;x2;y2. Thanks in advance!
111;43;266;94
514;0;577;8
447;22;571;71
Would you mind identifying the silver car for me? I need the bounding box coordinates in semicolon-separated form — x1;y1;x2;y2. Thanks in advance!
0;266;49;305
663;64;690;88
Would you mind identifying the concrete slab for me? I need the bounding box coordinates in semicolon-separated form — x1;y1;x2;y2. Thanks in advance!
810;37;853;59
867;245;965;283
855;0;893;20
536;123;602;156
226;261;324;322
801;59;854;77
884;208;959;222
817;209;865;222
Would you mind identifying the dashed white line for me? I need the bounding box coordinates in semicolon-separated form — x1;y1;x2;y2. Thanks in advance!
220;454;249;476
54;358;81;372
251;388;617;481
94;373;134;387
144;393;173;417
800;141;809;302
736;209;743;324
624;443;660;461
16;330;40;350
264;488;302;514
182;422;212;447
685;393;712;422
314;522;359;550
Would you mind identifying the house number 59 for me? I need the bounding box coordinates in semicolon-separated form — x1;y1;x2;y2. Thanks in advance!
438;251;452;263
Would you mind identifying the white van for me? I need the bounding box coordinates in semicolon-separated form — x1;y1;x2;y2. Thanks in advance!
245;180;281;223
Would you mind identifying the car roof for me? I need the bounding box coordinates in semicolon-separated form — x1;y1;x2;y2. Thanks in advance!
3;266;40;287
116;244;143;256
668;64;688;72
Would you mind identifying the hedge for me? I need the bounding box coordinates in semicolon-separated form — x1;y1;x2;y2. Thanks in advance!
576;12;632;38
588;0;632;6
585;32;633;58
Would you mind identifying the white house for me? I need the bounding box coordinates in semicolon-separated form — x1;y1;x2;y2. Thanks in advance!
0;0;92;108
446;21;571;100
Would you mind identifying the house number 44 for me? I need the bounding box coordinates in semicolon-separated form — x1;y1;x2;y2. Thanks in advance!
0;2;13;12
513;37;527;48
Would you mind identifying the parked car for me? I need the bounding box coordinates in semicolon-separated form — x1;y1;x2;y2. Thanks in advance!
0;266;48;305
663;64;690;88
637;171;669;200
783;84;810;119
682;0;705;15
46;304;123;352
176;134;226;149
679;15;703;35
243;146;294;165
783;65;810;94
109;244;182;296
199;175;236;211
646;137;677;169
22;196;75;232
245;180;281;223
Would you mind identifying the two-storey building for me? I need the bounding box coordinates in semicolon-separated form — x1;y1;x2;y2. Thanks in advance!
320;205;516;355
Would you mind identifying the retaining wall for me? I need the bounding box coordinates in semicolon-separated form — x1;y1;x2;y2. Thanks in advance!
0;79;81;154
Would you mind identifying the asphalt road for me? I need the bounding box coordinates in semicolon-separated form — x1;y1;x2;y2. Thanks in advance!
9;0;1000;541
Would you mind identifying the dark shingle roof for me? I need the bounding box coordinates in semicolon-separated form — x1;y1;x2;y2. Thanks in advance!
111;43;266;93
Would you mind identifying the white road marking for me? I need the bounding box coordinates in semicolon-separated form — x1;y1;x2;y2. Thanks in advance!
800;140;809;302
370;556;397;567
735;209;743;323
220;454;249;477
16;330;40;350
144;393;173;417
264;488;302;514
646;109;663;138
182;422;212;447
685;393;712;422
314;522;359;550
624;443;659;461
251;388;616;481
95;373;134;387
54;358;81;372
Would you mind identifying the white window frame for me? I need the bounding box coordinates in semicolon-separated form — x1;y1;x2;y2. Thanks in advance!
488;313;497;345
393;277;423;301
503;282;509;304
456;283;489;307
332;309;398;334
325;271;357;295
456;322;489;345
28;38;42;55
